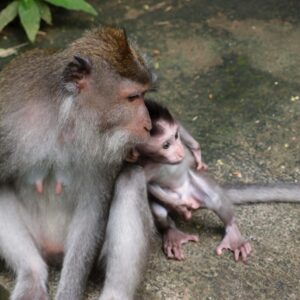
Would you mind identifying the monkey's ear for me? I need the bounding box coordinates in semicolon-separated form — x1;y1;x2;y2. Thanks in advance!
63;56;92;94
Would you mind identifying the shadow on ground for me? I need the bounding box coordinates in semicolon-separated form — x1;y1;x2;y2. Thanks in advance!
0;0;299;299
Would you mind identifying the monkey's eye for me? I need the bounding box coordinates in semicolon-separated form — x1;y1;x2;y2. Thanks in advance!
162;142;170;150
128;94;139;101
127;92;144;102
175;131;179;140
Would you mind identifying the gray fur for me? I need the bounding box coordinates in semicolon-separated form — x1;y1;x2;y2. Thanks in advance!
226;184;300;204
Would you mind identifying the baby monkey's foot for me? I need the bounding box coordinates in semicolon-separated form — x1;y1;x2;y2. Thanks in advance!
163;228;199;260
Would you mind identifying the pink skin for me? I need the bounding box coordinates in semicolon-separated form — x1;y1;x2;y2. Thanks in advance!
137;121;185;165
163;227;199;260
34;180;63;195
168;197;201;220
35;180;44;194
55;182;63;195
216;222;252;262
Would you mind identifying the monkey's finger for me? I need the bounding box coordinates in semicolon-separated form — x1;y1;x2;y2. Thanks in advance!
241;247;248;262
173;247;185;261
190;234;199;242
197;162;208;171
163;244;170;256
216;246;223;256
245;242;252;255
234;249;240;261
181;208;192;220
166;246;175;259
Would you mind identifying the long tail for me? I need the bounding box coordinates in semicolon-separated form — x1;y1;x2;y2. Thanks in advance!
225;184;300;204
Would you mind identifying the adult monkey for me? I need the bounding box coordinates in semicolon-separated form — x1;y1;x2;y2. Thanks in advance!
0;27;155;300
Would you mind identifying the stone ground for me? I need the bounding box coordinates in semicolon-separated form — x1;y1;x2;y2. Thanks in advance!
0;0;299;299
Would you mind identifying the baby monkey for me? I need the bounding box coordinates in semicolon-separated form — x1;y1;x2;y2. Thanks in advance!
130;100;300;262
127;99;251;262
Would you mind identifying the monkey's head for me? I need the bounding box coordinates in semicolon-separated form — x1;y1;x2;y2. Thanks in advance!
135;100;185;164
59;27;155;154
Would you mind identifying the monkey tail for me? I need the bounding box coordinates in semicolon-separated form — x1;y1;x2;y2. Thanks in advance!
225;184;300;204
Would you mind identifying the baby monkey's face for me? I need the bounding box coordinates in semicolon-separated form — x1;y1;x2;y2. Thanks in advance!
137;120;185;164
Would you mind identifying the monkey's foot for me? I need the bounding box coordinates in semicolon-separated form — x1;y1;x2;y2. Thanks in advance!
216;222;251;262
163;228;199;261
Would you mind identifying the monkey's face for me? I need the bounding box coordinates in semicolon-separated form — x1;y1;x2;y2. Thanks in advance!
61;55;153;150
137;121;185;164
78;78;152;145
110;80;152;144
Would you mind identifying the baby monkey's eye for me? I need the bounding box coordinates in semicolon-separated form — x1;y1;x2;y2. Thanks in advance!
175;131;179;139
162;142;170;150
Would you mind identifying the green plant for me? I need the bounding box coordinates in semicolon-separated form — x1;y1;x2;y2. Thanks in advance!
0;0;97;42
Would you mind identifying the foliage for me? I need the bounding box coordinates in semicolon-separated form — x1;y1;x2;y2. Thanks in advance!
0;0;97;42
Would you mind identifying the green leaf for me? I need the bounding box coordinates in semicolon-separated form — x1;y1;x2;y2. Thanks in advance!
45;0;97;16
37;1;52;25
0;1;19;31
18;0;41;42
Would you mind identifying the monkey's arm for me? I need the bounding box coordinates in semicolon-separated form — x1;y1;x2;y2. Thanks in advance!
148;183;185;207
151;201;198;261
148;183;197;219
55;181;110;299
100;165;154;299
179;124;207;170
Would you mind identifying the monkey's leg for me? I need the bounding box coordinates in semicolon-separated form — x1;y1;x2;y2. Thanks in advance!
99;165;154;300
189;172;251;262
151;201;199;261
55;184;109;300
0;188;48;300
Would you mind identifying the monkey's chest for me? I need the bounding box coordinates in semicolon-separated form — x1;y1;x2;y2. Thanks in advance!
17;176;77;244
150;164;188;189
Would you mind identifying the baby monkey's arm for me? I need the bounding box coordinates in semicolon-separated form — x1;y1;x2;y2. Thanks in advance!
179;124;207;171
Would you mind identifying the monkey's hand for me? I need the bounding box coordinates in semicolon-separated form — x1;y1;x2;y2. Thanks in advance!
163;228;199;261
170;197;200;220
216;222;252;262
174;205;193;219
191;149;208;171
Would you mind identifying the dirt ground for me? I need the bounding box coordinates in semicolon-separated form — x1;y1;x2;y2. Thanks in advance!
0;0;299;299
